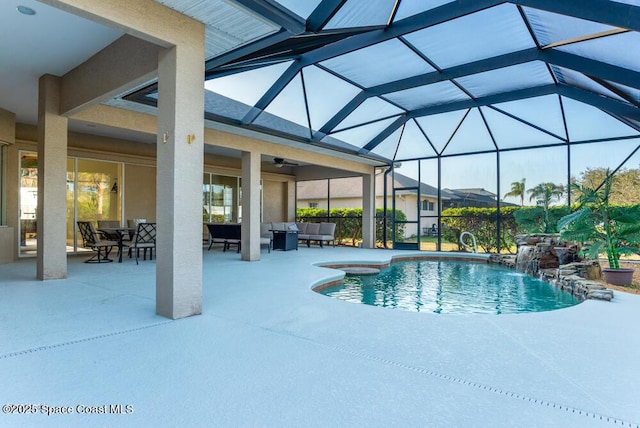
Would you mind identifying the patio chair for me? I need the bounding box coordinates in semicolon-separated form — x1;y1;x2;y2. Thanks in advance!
124;222;156;264
260;222;272;253
127;218;147;241
77;221;118;263
97;220;121;240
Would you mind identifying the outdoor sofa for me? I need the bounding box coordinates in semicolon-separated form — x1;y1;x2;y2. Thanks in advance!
266;221;336;248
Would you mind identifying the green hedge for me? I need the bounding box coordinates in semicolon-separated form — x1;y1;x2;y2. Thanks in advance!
440;206;574;253
440;207;520;253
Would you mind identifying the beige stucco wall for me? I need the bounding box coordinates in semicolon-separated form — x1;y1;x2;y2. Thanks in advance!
2;121;300;259
262;180;286;222
124;164;156;222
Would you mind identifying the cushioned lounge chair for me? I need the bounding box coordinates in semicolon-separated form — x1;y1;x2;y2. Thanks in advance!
296;222;336;248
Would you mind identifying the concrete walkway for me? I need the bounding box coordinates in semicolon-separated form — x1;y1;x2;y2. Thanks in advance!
1;247;639;427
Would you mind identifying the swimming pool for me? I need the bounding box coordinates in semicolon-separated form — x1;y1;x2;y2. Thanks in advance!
318;260;580;314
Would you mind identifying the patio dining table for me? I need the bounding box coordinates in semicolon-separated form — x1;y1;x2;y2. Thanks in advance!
98;227;136;263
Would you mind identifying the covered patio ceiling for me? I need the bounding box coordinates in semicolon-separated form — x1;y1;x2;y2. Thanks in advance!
122;0;640;164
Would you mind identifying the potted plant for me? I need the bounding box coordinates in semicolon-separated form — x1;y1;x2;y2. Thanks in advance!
558;169;640;286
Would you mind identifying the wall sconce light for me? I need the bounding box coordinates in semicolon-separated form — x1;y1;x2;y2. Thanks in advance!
111;182;118;193
187;134;196;144
162;132;170;144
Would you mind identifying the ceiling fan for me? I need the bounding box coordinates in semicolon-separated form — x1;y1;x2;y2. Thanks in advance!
272;157;299;168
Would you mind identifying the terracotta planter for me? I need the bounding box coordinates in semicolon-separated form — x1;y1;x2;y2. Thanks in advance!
601;268;634;286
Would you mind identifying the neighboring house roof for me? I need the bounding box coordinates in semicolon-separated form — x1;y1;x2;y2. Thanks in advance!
444;189;497;206
450;188;497;198
296;172;518;207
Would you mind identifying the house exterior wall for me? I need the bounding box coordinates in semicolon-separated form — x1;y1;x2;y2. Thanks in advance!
262;180;287;222
124;164;156;222
1;123;296;261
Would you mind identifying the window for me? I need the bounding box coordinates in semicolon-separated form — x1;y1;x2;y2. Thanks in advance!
422;200;434;211
203;174;240;223
309;202;318;208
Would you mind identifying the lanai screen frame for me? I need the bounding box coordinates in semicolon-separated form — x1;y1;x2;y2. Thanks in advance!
122;0;640;251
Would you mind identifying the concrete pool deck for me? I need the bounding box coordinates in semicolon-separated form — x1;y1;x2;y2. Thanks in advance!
1;247;639;427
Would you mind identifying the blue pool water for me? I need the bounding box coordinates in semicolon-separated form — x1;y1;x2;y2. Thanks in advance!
320;260;580;314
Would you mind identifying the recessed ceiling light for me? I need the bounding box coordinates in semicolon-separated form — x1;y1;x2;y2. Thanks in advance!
16;5;36;16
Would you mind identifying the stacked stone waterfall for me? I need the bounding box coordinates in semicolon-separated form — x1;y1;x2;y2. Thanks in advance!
490;234;614;301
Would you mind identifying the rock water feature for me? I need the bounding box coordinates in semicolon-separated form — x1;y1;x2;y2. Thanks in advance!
490;234;613;301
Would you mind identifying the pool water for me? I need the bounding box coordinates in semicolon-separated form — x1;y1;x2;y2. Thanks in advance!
320;260;580;314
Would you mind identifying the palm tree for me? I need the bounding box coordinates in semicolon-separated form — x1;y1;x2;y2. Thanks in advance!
527;182;565;232
504;178;526;206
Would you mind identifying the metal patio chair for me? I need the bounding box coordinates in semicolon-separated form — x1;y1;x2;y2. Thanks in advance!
125;222;156;264
77;221;118;263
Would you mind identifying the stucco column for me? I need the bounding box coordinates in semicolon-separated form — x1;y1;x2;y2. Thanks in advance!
37;75;68;279
0;108;16;263
362;172;375;249
156;37;204;319
241;150;261;261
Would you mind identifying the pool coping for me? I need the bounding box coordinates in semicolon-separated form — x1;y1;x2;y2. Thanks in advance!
311;251;490;292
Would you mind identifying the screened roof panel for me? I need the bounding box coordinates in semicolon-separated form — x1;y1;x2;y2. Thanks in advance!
204;61;293;106
605;80;640;104
442;109;495;155
334;97;404;131
127;0;640;164
273;0;321;19
324;0;395;30
370;127;402;160
261;73;309;128
416;110;467;154
610;0;640;5
325;117;399;149
562;97;639;141
491;95;567;139
393;0;455;22
455;61;553;98
551;66;629;104
522;7;618;47
302;65;361;131
319;38;435;88
480;106;564;150
556;32;640;72
402;4;535;69
384;81;470;110
395;120;437;160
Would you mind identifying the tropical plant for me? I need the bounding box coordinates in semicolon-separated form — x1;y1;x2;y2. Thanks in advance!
513;205;570;234
504;178;526;206
527;182;565;233
558;169;640;269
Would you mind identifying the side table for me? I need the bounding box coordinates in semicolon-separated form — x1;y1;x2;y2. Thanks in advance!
272;230;298;251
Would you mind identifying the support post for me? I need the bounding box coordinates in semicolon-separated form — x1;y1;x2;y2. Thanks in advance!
241;151;261;261
37;75;68;280
155;37;204;319
362;171;375;248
